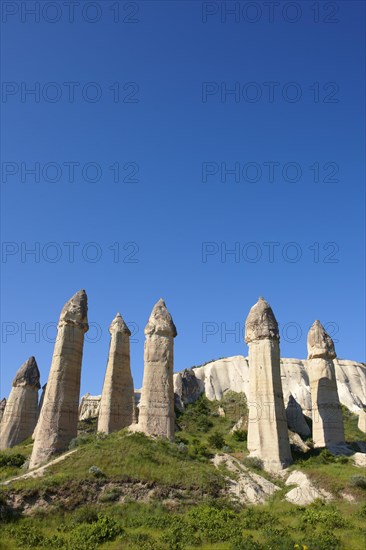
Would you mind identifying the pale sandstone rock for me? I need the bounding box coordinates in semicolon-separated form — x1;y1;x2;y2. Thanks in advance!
352;452;366;467
79;393;101;420
29;290;88;469
285;470;332;505
97;313;135;434
307;321;344;448
358;409;366;433
0;398;6;424
173;356;365;418
288;431;311;453
132;299;177;439
245;298;292;472
0;357;40;450
213;454;280;504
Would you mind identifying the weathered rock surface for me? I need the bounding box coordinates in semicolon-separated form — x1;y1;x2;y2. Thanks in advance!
245;298;292;471
0;398;6;424
358;409;366;433
285;394;311;438
307;321;345;448
173;356;365;417
285;470;332;505
0;357;40;450
132;299;177;439
29;290;88;469
352;452;366;467
213;454;280;504
79;393;102;420
98;313;135;434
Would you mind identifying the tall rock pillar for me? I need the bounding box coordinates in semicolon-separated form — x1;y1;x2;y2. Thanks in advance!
245;297;292;471
307;320;344;448
136;299;177;439
97;313;134;434
29;290;88;469
0;357;40;450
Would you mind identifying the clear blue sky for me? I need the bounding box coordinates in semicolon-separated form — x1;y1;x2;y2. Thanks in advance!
1;1;365;399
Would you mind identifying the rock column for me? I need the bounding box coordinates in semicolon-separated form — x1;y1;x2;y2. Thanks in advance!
29;290;88;469
136;299;177;439
98;313;134;433
245;297;292;471
0;357;40;450
307;320;344;448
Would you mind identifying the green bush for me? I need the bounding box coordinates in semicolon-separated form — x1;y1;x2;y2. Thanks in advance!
232;430;247;442
350;475;366;489
243;456;263;471
0;453;26;468
302;505;346;528
207;431;225;449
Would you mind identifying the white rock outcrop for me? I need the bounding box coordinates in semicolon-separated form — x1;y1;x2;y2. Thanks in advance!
213;454;280;504
307;321;345;448
285;470;332;505
132;299;177;439
245;297;292;472
0;357;40;450
97;313;135;434
29;290;88;469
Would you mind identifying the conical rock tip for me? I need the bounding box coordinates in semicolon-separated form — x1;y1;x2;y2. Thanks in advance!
245;296;279;343
59;289;88;331
307;320;336;359
12;356;41;389
145;298;177;337
109;312;131;335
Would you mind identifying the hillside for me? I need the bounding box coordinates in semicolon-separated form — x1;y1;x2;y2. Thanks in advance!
1;392;366;550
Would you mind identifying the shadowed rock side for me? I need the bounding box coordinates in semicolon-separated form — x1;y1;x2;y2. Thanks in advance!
307;320;345;448
245;298;292;472
97;313;135;434
0;398;6;424
132;299;177;439
29;290;88;469
0;357;40;450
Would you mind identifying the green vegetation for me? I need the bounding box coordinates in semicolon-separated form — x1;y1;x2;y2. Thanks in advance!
0;394;365;549
0;499;365;549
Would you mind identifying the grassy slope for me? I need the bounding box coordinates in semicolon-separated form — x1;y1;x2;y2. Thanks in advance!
0;395;365;549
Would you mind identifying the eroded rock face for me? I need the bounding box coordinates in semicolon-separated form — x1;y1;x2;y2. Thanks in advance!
307;321;344;448
97;313;135;434
285;471;332;505
245;298;292;472
0;398;6;424
133;299;177;439
358;410;366;434
29;290;88;469
0;357;40;450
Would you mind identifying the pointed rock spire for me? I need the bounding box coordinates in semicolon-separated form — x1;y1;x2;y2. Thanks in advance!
0;398;7;424
244;297;292;471
145;298;177;337
59;289;88;331
0;357;40;450
12;356;40;389
29;290;89;469
98;311;134;434
109;312;131;335
307;320;344;448
133;299;177;439
245;297;279;343
307;320;336;360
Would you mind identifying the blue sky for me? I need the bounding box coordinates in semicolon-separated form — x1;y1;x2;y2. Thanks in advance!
1;0;365;399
